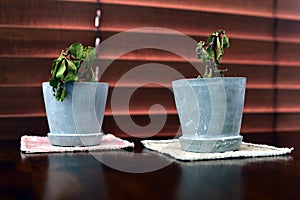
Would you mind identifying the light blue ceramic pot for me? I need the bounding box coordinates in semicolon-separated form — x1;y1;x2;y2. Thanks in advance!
42;82;108;147
172;77;246;153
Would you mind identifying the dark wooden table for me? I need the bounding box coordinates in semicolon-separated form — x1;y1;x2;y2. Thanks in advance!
0;133;299;200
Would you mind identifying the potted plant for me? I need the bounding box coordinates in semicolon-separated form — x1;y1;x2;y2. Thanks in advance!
172;30;246;153
42;43;108;147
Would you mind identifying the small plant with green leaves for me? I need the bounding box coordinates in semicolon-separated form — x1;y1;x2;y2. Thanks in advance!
196;30;230;78
49;43;96;101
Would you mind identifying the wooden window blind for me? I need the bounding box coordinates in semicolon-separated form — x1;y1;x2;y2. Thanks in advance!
1;0;300;139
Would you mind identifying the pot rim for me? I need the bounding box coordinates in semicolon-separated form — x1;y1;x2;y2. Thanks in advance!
172;77;246;86
42;81;108;85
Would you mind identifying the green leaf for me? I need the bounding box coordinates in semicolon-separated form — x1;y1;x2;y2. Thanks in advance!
54;84;67;101
68;43;83;59
80;47;96;72
55;87;63;101
49;78;59;88
49;43;96;101
64;71;78;82
55;60;67;78
51;60;58;75
89;68;95;81
83;46;95;58
73;60;81;69
66;59;77;72
60;88;67;101
83;47;96;65
51;53;64;76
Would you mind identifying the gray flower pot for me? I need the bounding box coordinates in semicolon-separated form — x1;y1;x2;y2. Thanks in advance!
42;82;108;147
172;77;246;153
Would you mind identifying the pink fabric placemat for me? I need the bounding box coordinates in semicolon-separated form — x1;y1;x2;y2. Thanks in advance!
21;134;134;154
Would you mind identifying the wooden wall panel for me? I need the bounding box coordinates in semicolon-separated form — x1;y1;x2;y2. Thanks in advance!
100;0;274;18
275;0;300;134
244;89;275;112
0;0;95;29
0;86;44;115
0;85;274;116
241;113;275;133
99;3;275;40
0;57;52;85
1;57;275;87
277;19;300;41
0;0;300;139
0;27;95;58
277;90;300;111
277;66;300;87
277;0;300;20
224;64;275;87
99;60;201;86
102;114;180;138
277;113;300;132
0;116;48;139
277;43;300;63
